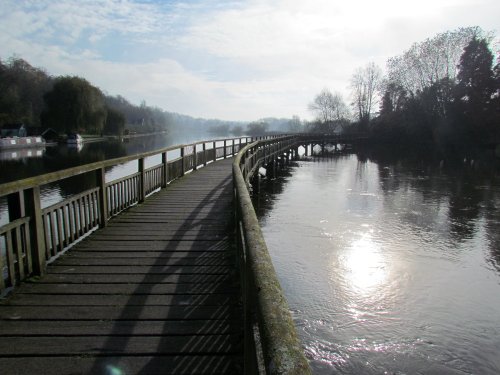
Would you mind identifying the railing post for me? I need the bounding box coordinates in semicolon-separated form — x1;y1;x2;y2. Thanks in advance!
96;168;108;228
223;140;227;159
7;192;25;276
203;143;207;166
138;157;146;203
180;147;185;176
24;186;46;276
162;152;168;188
193;144;198;171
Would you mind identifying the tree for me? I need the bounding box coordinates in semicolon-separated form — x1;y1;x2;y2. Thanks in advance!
103;107;125;135
350;62;382;125
42;76;106;134
379;82;407;116
247;121;269;136
287;115;303;133
308;89;349;132
0;57;52;127
208;123;230;136
387;27;489;96
231;125;244;136
455;37;496;141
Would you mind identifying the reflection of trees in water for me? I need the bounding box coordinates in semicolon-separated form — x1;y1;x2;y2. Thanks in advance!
255;149;500;276
0;157;47;183
252;161;297;219
483;188;500;273
55;142;128;198
0;140;129;184
446;171;482;241
122;133;173;155
368;145;500;273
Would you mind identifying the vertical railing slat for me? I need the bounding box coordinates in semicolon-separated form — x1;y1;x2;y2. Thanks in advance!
0;237;6;291
5;231;15;287
56;208;64;252
24;222;33;275
49;212;58;256
14;226;24;281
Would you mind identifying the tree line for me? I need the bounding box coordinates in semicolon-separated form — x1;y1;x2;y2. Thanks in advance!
0;56;299;138
308;26;500;151
0;57;175;136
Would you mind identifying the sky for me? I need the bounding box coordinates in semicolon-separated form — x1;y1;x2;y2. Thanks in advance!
0;0;498;122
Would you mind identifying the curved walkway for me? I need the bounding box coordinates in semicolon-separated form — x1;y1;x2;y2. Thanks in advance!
0;158;243;374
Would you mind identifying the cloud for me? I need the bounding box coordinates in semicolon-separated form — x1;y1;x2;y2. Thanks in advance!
0;0;498;121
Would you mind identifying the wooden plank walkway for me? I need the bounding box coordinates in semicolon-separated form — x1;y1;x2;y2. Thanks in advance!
0;158;243;375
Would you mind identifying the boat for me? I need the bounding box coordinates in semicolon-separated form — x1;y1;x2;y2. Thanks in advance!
0;136;46;150
66;133;83;145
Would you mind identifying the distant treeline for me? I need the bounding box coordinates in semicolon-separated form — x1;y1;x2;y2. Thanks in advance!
0;57;173;135
0;57;298;137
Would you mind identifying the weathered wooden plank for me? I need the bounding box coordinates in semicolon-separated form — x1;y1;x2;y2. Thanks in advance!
53;256;231;267
0;305;236;320
65;250;230;258
89;233;228;240
0;319;241;336
31;273;232;284
2;294;236;307
100;227;230;234
0;355;242;375
46;265;232;274
73;240;232;251
105;222;230;230
13;283;238;295
0;335;241;355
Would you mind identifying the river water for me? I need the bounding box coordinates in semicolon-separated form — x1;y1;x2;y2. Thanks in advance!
255;150;500;374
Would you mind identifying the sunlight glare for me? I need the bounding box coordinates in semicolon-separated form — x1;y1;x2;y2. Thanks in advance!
343;234;386;293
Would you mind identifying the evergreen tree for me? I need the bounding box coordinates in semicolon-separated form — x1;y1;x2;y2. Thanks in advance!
455;38;495;141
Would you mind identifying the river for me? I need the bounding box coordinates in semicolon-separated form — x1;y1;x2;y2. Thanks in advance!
254;150;500;374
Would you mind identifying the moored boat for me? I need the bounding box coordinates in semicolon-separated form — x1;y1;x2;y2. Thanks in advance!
66;133;83;145
0;136;46;150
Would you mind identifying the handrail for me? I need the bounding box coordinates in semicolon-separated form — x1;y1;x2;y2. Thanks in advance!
233;136;312;374
0;136;252;196
0;135;256;293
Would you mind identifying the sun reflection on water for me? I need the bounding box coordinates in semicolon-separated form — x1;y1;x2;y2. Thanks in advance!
342;233;387;294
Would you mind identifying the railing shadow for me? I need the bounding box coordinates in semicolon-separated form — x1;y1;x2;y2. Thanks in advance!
88;163;242;374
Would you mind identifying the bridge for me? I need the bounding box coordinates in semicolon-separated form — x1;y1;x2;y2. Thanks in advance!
0;134;363;374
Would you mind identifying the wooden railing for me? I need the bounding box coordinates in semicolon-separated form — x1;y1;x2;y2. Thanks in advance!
0;137;253;293
233;136;312;374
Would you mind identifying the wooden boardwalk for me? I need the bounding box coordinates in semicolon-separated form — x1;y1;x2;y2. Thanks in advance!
0;159;243;374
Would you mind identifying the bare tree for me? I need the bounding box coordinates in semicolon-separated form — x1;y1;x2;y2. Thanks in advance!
308;89;349;132
350;62;382;124
287;115;303;133
387;26;491;96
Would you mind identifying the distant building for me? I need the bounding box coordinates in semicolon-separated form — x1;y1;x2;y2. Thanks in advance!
41;128;59;142
1;123;27;138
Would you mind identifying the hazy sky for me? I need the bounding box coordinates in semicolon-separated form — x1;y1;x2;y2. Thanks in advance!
1;0;498;121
